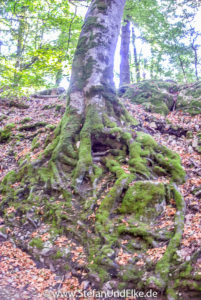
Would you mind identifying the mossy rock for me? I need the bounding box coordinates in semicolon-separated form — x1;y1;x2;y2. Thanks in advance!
176;82;201;115
120;80;178;115
120;80;201;115
176;95;201;115
119;181;166;221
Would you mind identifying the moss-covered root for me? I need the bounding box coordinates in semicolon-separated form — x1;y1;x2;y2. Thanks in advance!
72;105;105;192
51;110;83;164
153;184;185;292
96;159;134;227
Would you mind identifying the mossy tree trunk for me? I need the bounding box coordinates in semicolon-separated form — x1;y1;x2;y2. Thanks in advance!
50;0;127;193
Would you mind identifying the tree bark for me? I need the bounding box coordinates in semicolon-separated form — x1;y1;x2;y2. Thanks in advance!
192;45;199;80
178;55;187;82
69;0;126;112
14;15;25;84
119;19;130;86
50;0;127;191
132;26;140;82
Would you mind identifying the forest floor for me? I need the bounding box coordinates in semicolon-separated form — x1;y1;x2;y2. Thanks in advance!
0;94;201;299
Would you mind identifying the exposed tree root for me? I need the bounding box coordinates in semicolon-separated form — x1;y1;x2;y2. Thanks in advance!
0;100;194;299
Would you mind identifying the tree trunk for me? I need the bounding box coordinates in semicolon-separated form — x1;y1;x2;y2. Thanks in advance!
119;19;130;86
50;0;127;191
150;48;154;79
192;45;199;80
14;15;25;84
143;58;147;79
132;26;140;82
178;55;187;82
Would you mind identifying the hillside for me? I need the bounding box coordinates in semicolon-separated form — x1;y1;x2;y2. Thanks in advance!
0;80;201;299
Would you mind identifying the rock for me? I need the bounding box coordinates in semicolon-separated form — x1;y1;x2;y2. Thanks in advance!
150;122;157;128
62;247;71;256
41;241;54;256
120;80;177;115
0;231;7;240
102;281;112;291
65;272;72;280
81;280;90;290
106;249;115;258
192;138;198;148
90;273;100;283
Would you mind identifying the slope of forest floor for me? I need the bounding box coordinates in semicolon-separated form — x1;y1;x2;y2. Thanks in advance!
0;89;201;299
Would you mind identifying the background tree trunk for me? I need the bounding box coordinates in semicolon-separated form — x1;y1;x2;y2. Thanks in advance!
132;26;140;82
120;19;130;86
192;45;199;80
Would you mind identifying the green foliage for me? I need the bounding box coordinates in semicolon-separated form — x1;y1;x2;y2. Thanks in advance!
0;0;83;96
124;0;201;82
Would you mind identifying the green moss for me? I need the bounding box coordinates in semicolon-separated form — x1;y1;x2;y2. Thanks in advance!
155;145;186;183
153;166;167;176
31;137;40;150
0;123;15;142
124;110;139;126
83;16;98;31
20;117;32;124
38;166;52;183
2;170;17;185
75;36;88;56
166;287;177;299
155;185;185;286
96;160;133;224
29;237;43;249
103;114;116;128
121;268;143;282
136;132;157;148
177;85;201;115
119;181;166;220
19;121;47;131
45;124;56;131
64;264;70;271
51;111;81;161
96;1;107;10
121;80;176;115
110;127;123;135
117;221;153;245
55;104;62;112
179;263;192;278
128;134;154;177
53;250;63;259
